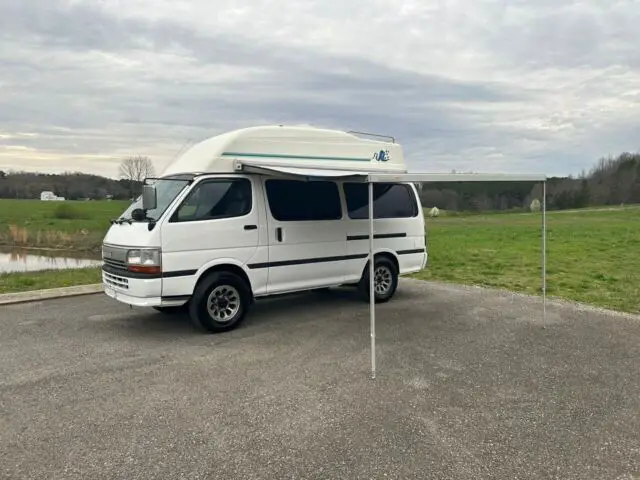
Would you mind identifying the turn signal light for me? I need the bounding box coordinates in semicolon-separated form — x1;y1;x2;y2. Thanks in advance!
128;265;162;275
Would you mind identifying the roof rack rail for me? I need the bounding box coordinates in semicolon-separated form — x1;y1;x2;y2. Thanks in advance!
347;130;395;143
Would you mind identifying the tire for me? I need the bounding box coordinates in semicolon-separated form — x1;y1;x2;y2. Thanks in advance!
153;305;188;314
188;271;251;333
358;256;399;303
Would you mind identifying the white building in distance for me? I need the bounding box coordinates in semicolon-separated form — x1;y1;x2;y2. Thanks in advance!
40;191;65;201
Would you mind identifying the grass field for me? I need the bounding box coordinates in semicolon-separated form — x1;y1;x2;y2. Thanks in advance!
413;206;640;314
0;267;102;295
0;199;128;251
0;199;638;314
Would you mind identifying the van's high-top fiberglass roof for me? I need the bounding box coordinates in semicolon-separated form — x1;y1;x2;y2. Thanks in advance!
160;125;407;177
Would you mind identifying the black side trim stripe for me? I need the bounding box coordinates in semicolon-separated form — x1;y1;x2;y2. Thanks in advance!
105;250;427;276
162;269;197;278
397;249;426;256
161;295;191;302
347;233;406;241
247;248;426;270
248;253;368;270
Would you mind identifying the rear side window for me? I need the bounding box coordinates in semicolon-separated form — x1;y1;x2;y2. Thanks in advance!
171;178;252;222
344;183;418;219
265;179;342;221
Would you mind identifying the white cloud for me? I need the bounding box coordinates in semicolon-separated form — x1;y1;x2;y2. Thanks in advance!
0;0;638;178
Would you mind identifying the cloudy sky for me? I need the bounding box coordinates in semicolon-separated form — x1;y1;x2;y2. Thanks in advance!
1;0;638;178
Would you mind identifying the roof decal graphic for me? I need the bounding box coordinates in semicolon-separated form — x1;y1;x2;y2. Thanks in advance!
221;152;371;162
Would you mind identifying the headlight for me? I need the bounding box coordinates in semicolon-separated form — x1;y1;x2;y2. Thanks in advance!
126;248;161;274
127;249;161;266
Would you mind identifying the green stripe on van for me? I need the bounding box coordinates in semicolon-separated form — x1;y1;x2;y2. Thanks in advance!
221;152;371;162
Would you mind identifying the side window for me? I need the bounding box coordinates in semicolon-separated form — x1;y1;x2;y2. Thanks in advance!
265;179;342;221
343;183;418;219
171;178;252;222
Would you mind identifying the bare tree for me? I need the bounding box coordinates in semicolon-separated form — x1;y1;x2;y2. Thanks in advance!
119;155;155;198
119;155;155;182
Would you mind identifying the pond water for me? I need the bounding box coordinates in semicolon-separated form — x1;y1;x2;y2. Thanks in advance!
0;248;102;274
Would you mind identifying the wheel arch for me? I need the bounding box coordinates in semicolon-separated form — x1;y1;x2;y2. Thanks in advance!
193;259;254;301
359;249;400;280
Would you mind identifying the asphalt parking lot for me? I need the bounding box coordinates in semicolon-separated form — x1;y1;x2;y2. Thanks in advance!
2;279;640;480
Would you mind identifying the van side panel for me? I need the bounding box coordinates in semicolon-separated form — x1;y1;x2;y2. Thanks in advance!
400;183;427;274
341;181;426;282
157;176;426;301
159;175;269;299
261;177;348;294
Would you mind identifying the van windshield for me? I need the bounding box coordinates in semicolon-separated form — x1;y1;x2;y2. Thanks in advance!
119;178;190;222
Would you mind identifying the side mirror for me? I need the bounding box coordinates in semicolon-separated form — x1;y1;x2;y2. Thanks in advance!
142;184;157;211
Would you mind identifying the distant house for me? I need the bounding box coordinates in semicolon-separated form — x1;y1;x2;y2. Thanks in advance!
40;191;65;201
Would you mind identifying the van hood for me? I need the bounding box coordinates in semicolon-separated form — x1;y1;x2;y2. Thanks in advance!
102;222;161;248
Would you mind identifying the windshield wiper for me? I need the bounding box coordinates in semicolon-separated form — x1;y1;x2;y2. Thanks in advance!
110;217;133;225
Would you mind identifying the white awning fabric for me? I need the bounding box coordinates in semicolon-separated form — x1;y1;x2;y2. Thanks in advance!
368;172;547;183
233;159;546;183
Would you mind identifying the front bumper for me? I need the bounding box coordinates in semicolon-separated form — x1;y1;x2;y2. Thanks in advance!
102;270;168;307
103;285;163;307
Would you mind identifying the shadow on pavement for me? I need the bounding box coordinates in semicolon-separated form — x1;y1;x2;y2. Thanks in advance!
112;286;374;339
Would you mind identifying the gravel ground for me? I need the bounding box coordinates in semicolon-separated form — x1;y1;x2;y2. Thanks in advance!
1;279;639;480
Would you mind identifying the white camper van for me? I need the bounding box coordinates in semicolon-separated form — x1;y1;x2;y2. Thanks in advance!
101;125;427;332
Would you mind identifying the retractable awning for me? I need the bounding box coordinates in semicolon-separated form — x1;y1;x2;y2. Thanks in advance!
234;159;546;183
234;159;548;379
368;173;547;183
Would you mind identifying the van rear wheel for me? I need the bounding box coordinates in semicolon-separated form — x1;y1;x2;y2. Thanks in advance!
189;271;250;333
358;257;398;303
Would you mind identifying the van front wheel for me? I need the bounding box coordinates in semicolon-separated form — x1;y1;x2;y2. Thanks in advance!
358;257;398;303
189;272;250;333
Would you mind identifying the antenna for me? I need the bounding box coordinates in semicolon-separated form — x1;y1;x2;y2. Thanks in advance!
347;130;395;143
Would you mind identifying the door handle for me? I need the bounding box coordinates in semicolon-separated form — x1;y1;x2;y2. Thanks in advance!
244;224;257;230
276;227;283;242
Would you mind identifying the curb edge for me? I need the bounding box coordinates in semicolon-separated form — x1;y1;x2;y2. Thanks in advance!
0;284;104;306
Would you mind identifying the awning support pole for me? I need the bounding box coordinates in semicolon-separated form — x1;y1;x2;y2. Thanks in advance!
369;180;376;380
542;181;547;321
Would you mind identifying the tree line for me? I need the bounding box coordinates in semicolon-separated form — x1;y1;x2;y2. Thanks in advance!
416;152;640;212
0;156;154;201
0;152;638;211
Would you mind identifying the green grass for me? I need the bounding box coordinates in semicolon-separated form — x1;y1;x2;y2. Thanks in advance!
413;206;640;314
0;267;102;294
0;199;128;251
0;199;638;314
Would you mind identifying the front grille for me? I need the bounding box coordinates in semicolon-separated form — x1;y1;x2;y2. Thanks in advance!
102;243;128;272
103;257;127;271
104;271;129;290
